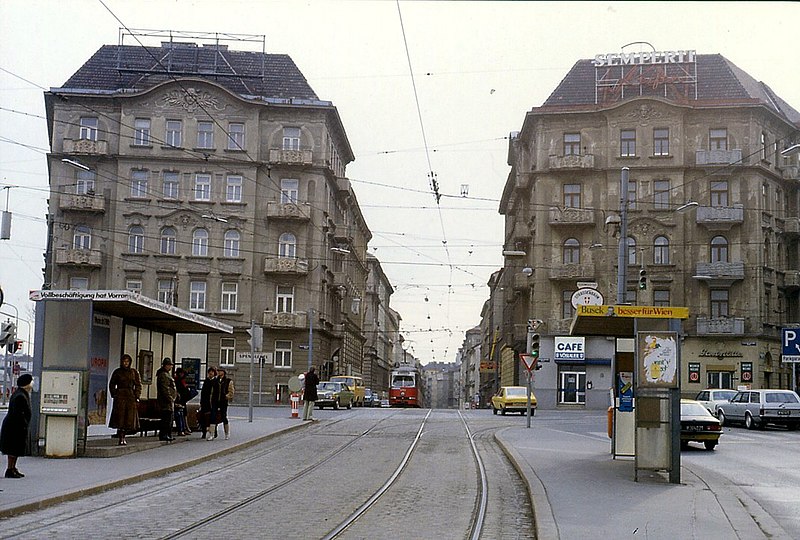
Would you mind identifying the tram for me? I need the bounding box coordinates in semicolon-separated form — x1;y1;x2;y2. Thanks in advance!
389;365;423;407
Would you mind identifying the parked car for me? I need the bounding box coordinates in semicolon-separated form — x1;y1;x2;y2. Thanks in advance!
316;381;354;410
330;376;365;406
491;386;536;415
380;398;390;408
680;399;722;451
364;388;377;407
694;389;737;416
715;389;800;430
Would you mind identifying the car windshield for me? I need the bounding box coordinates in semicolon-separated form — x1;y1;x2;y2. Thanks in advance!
681;402;711;416
505;387;527;397
713;391;736;400
392;376;415;388
318;382;339;391
765;392;800;404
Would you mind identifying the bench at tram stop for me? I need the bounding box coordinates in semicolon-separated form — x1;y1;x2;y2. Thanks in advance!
136;398;201;436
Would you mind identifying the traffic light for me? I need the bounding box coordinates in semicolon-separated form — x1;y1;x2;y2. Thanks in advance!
0;321;16;348
530;332;540;360
7;340;22;354
638;268;647;290
247;325;263;352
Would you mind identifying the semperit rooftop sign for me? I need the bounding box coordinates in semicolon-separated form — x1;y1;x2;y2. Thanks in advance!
592;49;696;67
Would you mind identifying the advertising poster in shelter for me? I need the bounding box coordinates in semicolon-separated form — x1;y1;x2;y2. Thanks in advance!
637;332;679;389
88;315;110;425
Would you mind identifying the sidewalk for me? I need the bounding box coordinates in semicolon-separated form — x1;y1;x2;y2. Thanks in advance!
0;407;305;518
495;423;792;540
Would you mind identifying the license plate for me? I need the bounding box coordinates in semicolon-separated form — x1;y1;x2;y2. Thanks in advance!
777;410;790;416
686;425;705;431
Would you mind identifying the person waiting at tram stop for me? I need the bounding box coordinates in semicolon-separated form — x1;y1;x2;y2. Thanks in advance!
156;358;177;442
217;368;235;440
174;368;196;436
108;353;142;446
302;366;319;422
1;373;34;478
199;366;220;441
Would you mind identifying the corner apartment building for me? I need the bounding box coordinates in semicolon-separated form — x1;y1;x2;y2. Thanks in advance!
362;254;398;396
497;51;800;409
43;33;372;404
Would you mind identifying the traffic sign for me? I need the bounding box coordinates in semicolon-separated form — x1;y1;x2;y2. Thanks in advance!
520;353;537;371
781;327;800;362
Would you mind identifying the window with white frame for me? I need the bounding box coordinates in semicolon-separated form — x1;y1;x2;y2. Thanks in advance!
223;230;240;257
128;225;144;253
194;173;211;201
70;277;89;290
133;118;151;146
562;238;580;264
709;129;727;151
280;179;299;203
761;132;768;161
653;128;669;156
563;184;581;208
73;225;91;250
562;290;575;319
197;121;214;149
653;180;670;210
157;279;175;305
192;229;209;256
274;340;292;368
627;179;637;210
227;122;245;150
653;236;670;264
131;170;148;198
166;120;182;147
76;170;96;195
627;237;637;265
711;289;729;317
79;117;98;141
563;133;581;156
710;180;728;207
620;129;636;157
279;232;296;258
710;236;728;263
163;172;180;199
160;227;177;255
221;282;238;312
190;281;207;312
282;127;301;150
226;175;242;202
126;279;142;294
276;285;294;313
220;338;235;366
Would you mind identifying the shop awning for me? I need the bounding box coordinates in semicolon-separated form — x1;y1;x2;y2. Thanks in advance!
570;305;689;337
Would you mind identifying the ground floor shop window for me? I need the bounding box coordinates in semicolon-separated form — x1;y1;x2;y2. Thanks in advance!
707;371;733;389
559;369;586;404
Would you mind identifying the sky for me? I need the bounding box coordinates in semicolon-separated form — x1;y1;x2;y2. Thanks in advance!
1;1;799;363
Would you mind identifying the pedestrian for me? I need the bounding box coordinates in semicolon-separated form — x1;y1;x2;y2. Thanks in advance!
199;366;220;441
218;368;235;440
156;358;177;442
0;373;33;478
302;366;319;421
108;353;142;446
174;368;195;436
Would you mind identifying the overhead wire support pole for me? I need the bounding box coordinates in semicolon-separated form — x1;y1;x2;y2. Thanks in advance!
617;167;630;305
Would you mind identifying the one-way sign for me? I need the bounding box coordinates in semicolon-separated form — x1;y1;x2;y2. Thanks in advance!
781;328;800;363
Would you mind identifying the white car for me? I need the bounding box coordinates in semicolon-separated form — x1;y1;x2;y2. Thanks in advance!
694;389;737;416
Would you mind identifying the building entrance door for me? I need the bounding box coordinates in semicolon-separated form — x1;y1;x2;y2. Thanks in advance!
559;370;586;404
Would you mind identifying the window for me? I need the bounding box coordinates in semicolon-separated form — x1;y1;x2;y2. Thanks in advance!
761;132;768;161
131;170;148;198
160;227;177;255
163;172;180;199
227;123;245;150
627;237;637;265
710;236;728;263
192;229;209;256
221;282;238;312
563;184;581;208
220;338;235;367
282;127;301;150
653;180;670;210
190;281;207;311
620;129;636;157
710;180;728;207
133;118;151;146
653;128;669;156
707;371;733;390
70;277;89;290
274;340;292;368
194;173;211;201
128;226;144;253
709;129;727;151
762;183;769;212
73;225;91;250
653;236;670;264
279;232;297;258
126;280;142;294
166;120;183;147
711;289;729;317
627;179;637;210
562;290;575;319
197;121;214;149
79;117;98;141
563;238;580;264
653;289;670;307
223;230;240;257
280;179;299;204
158;279;175;305
226;175;242;203
563;133;581;156
76;170;95;195
276;285;294;313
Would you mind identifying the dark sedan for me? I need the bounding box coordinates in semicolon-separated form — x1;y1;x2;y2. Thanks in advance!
681;399;722;451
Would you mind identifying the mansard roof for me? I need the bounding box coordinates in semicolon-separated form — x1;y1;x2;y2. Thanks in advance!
540;53;800;126
55;44;319;101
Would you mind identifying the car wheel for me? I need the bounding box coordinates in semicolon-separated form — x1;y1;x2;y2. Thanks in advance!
492;407;497;415
788;423;800;431
501;407;507;416
680;441;689;450
346;399;352;410
704;441;717;451
745;412;757;430
716;410;726;426
333;399;340;410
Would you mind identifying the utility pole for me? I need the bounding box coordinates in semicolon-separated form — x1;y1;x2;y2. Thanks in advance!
617;168;630;304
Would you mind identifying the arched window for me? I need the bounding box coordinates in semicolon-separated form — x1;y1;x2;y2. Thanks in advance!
563;238;580;264
160;227;177;255
192;228;209;256
224;230;240;258
711;236;729;263
128;226;144;253
627;237;637;265
279;232;297;258
73;225;91;250
653;236;670;264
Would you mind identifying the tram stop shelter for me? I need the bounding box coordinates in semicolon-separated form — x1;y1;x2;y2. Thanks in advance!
570;304;688;483
29;290;233;458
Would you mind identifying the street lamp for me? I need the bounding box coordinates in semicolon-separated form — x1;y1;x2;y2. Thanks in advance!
676;201;699;213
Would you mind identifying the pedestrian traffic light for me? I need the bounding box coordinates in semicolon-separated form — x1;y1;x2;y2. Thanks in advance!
530;332;540;359
7;340;22;354
0;321;16;348
638;268;647;290
247;325;263;352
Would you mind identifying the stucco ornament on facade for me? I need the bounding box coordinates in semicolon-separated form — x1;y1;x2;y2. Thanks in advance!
626;104;664;124
160;88;223;112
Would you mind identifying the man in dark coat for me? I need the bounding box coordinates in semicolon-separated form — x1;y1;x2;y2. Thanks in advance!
199;366;220;440
1;373;33;478
302;366;319;421
156;358;177;441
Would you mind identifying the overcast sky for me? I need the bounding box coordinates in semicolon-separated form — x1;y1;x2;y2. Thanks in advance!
1;1;799;362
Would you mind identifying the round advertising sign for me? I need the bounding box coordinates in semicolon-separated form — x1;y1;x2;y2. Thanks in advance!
287;376;303;393
571;288;604;309
689;371;699;382
742;371;752;382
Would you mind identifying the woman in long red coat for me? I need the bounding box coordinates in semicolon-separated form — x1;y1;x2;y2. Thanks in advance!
108;354;142;445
